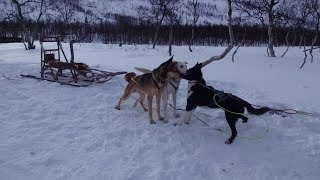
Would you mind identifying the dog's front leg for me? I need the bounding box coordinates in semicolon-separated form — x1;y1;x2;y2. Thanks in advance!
183;110;194;124
174;110;193;126
147;95;156;124
162;92;169;123
156;94;164;122
172;92;180;118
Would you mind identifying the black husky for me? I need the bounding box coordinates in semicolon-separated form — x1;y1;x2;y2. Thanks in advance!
175;63;270;144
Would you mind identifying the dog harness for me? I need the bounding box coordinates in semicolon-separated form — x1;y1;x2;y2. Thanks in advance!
168;79;179;91
152;72;163;91
189;82;232;104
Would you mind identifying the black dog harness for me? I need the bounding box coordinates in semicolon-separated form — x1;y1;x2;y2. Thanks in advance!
189;82;233;104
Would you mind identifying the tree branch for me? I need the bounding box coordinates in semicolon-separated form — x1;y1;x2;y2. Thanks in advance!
202;0;234;67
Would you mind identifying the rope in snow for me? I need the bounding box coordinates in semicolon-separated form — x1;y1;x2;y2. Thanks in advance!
248;103;320;118
169;102;269;141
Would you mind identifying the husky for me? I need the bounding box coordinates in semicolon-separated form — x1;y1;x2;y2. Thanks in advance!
175;63;270;144
134;61;188;123
115;57;184;124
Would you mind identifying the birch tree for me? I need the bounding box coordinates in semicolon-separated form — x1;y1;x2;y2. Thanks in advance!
234;0;286;57
201;0;235;67
9;0;53;50
185;0;200;52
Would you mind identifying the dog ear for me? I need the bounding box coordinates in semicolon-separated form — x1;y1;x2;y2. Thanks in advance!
164;57;173;64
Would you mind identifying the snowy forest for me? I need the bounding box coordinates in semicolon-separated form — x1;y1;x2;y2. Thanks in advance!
1;0;320;53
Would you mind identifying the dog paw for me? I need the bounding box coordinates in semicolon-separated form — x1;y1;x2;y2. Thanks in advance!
175;113;181;118
174;121;182;126
115;106;120;110
163;120;169;123
225;140;232;144
150;120;156;124
159;116;164;121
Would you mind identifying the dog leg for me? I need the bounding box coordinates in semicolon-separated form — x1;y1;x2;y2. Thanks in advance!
172;92;180;118
156;94;164;122
240;115;248;123
174;110;193;126
147;95;156;124
162;92;169;123
184;110;194;124
133;99;139;107
115;86;132;110
225;112;238;144
138;93;148;112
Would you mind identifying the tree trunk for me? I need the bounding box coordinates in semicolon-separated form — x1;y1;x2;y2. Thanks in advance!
168;23;173;56
267;24;276;57
232;37;244;62
152;15;165;49
281;31;290;57
300;37;307;69
299;35;303;49
310;17;319;63
27;35;35;49
189;28;194;52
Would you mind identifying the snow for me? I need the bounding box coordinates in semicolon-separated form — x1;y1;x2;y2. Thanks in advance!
0;42;320;179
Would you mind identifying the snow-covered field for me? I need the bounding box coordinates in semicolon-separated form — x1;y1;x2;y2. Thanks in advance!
0;42;319;180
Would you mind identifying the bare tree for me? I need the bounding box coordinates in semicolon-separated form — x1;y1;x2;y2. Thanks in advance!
293;0;313;49
0;1;15;21
185;0;200;52
10;0;36;50
9;0;53;50
53;0;79;24
300;36;308;68
165;0;181;56
234;0;286;57
201;0;234;67
309;0;320;62
139;0;173;49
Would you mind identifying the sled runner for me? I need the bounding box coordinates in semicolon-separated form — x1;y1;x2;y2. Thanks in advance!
21;37;126;87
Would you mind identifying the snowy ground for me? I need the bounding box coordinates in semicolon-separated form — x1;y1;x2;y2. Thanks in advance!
0;42;320;180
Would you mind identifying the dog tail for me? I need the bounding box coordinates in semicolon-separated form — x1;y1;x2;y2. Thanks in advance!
243;100;270;115
124;72;136;82
134;67;152;74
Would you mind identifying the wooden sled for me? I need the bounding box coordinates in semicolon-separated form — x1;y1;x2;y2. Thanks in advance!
21;37;126;87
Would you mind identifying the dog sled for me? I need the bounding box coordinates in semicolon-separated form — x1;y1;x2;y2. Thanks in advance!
20;37;126;87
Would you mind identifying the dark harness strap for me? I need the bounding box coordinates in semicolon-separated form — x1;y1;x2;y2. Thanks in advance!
212;89;232;104
189;82;232;104
168;81;178;91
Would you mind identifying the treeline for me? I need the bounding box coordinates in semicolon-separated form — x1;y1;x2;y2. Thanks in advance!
0;19;318;46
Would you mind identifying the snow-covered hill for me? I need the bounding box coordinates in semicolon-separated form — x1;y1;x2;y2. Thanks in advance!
1;0;228;24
